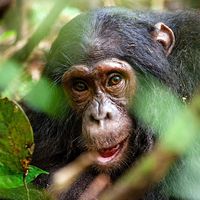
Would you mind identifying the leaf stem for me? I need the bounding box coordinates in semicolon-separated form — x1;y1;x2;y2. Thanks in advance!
23;174;30;200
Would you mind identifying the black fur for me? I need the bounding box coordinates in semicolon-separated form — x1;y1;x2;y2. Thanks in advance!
27;8;200;200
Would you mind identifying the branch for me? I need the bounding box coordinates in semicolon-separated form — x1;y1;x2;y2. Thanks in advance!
48;152;98;199
11;0;69;62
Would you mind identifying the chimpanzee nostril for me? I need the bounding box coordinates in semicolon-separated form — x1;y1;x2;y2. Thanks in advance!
106;112;112;120
88;99;115;125
89;114;100;124
89;111;112;124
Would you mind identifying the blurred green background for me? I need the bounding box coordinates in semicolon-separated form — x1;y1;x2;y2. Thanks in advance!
0;0;199;57
0;1;200;199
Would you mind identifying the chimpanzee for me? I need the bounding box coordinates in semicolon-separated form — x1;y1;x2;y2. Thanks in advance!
26;7;200;200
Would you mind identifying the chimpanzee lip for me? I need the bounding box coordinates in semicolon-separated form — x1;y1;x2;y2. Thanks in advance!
96;137;128;165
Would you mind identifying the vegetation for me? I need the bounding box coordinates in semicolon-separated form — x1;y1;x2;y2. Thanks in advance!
0;0;199;200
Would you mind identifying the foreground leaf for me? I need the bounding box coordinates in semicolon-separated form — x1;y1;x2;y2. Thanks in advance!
0;98;34;173
0;98;48;189
0;165;48;189
0;186;52;200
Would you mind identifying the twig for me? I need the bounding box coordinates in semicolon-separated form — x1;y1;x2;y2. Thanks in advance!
48;152;98;199
79;174;111;200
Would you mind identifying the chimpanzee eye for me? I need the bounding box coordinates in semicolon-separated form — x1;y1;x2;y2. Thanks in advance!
108;74;123;86
72;80;88;92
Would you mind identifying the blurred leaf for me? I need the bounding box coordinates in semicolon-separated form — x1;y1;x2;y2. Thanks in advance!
165;135;200;199
162;109;199;153
0;61;68;116
0;60;21;90
133;75;183;136
101;75;200;200
24;78;56;113
0;30;16;43
133;75;200;154
0;60;33;100
24;77;69;117
131;75;200;200
62;6;81;17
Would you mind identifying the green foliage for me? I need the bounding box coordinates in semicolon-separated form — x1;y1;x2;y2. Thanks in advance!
0;30;16;43
133;75;199;153
24;78;68;116
0;165;47;189
0;98;47;193
0;60;34;101
0;98;34;173
0;187;51;200
132;74;200;199
0;61;68;116
0;60;22;93
0;1;199;199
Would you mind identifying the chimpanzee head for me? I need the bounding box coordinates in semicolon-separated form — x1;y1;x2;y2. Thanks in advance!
45;8;176;172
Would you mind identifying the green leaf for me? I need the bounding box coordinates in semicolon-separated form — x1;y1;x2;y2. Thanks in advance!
0;165;48;189
0;98;48;189
0;98;34;173
24;78;68;116
26;165;48;184
0;61;21;90
0;186;52;200
0;61;34;99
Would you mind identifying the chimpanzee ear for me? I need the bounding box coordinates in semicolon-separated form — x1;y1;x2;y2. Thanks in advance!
153;22;175;56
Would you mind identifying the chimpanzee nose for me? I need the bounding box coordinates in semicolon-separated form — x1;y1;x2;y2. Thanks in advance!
87;98;114;125
89;111;112;124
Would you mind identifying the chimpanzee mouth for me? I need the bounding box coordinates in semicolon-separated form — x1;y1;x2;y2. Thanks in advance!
96;137;128;166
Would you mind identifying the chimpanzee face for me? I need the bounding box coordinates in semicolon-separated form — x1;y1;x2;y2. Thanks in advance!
62;58;136;171
48;8;175;172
